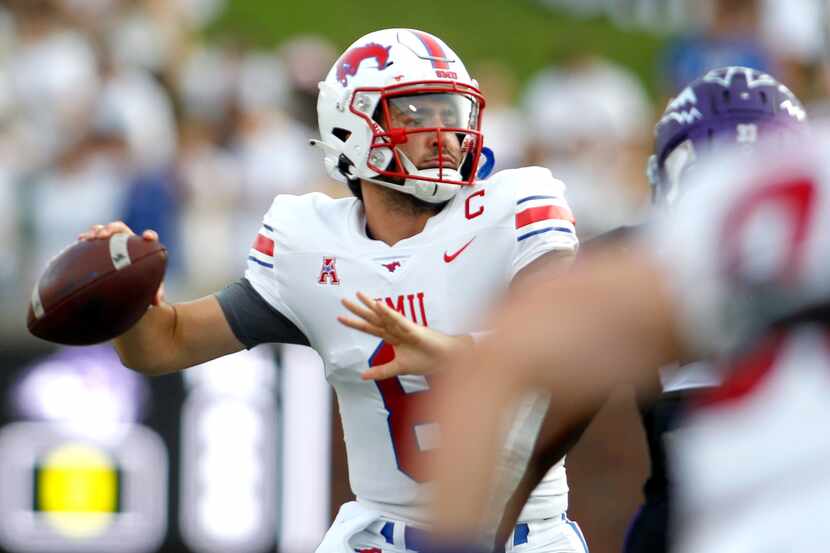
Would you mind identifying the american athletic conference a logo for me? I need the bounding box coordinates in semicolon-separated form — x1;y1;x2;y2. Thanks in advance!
318;256;341;285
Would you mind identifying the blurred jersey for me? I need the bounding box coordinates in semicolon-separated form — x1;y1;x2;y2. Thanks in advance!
244;167;577;525
646;129;830;552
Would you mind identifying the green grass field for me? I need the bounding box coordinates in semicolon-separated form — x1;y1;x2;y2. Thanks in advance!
210;0;666;99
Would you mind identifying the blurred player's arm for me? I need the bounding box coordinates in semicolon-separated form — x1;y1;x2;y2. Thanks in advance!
432;244;684;539
494;229;635;541
495;399;596;543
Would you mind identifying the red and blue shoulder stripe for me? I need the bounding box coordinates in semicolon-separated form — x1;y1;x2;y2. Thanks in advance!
249;224;275;268
515;195;575;242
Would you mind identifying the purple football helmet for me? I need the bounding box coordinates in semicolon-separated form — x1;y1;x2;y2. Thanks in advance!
648;66;807;205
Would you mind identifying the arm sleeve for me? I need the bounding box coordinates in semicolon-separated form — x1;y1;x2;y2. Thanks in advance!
215;278;310;349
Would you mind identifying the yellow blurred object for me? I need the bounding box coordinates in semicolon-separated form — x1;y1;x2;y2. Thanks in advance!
37;443;118;538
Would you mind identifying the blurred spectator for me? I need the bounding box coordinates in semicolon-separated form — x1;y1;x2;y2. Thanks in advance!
237;50;288;117
177;44;239;126
760;0;825;65
58;0;120;26
522;55;651;238
759;0;826;104
97;50;178;170
121;165;183;280
177;118;243;293
174;0;228;29
8;1;100;166
0;69;24;298
93;43;184;283
107;1;176;77
659;0;773;94
277;35;353;200
24;107;130;277
176;44;243;291
277;35;337;131
230;102;327;266
474;60;529;172
225;38;336;260
0;5;16;55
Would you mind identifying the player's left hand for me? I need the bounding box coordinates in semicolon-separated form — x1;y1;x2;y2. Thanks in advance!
338;291;471;380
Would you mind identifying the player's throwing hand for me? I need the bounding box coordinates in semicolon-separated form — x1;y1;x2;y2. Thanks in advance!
78;221;158;243
78;221;165;306
338;291;471;380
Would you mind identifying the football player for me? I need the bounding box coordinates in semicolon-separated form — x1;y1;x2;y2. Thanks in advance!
621;66;807;553
80;29;580;553
341;66;809;553
427;83;830;552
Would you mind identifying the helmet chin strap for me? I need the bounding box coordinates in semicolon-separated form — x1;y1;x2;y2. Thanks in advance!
399;151;462;204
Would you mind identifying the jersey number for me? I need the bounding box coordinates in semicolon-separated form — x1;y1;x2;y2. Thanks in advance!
369;341;435;482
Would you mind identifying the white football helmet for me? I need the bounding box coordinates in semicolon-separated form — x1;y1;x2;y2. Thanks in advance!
312;28;485;203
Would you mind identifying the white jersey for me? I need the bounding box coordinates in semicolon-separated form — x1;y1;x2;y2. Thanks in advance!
244;167;578;524
648;131;830;552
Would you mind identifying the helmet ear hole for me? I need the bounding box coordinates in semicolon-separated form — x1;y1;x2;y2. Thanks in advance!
371;104;384;126
337;154;356;179
332;128;352;142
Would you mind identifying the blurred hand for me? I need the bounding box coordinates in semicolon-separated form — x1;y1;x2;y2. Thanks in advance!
338;291;471;380
78;221;165;305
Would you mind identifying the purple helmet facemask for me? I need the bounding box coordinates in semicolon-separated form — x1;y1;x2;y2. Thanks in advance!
648;66;808;206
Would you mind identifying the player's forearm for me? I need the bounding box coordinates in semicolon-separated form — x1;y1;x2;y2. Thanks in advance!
433;247;683;535
432;353;524;537
496;404;593;542
533;249;682;395
113;302;182;375
114;295;244;375
496;458;545;544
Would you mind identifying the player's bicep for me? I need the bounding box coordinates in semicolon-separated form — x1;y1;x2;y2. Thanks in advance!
168;295;246;371
215;278;310;348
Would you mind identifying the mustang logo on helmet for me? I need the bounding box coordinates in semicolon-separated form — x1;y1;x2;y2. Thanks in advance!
336;43;392;86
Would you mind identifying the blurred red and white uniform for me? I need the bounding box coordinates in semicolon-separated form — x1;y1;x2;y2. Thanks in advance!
646;131;830;553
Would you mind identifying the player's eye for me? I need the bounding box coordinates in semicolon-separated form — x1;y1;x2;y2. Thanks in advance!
408;116;425;127
441;110;459;127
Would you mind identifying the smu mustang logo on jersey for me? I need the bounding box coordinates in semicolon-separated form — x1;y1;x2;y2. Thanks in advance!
382;261;401;273
318;256;341;285
336;43;391;86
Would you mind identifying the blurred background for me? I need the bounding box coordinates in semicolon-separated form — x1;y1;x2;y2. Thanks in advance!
0;0;827;552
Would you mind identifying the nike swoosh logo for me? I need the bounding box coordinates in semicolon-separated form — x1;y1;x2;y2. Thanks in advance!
444;237;476;263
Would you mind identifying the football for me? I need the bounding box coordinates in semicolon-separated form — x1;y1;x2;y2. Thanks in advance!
27;234;167;345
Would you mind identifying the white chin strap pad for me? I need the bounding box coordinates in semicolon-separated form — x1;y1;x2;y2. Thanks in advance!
408;170;462;203
400;154;462;204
